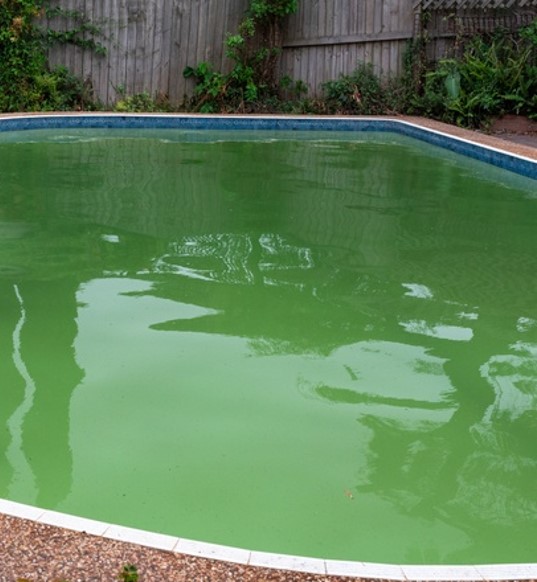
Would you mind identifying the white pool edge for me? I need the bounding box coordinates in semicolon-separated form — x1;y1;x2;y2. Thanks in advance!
1;113;536;579
2;498;537;580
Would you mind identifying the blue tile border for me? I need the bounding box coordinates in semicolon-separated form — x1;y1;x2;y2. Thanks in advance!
0;113;536;180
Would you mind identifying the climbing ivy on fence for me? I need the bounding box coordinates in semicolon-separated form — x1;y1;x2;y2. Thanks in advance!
184;0;299;112
44;5;106;55
0;0;105;112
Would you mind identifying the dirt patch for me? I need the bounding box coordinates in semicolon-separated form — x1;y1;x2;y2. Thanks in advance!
485;115;537;149
489;114;537;135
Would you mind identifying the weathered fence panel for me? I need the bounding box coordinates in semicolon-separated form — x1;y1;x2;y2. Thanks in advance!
45;0;250;105
45;0;417;105
280;0;415;97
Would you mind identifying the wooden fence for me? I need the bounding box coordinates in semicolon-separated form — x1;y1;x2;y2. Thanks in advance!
43;0;537;106
45;0;250;106
280;0;415;95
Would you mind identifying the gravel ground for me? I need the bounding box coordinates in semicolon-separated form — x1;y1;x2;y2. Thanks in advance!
0;114;535;582
0;513;356;581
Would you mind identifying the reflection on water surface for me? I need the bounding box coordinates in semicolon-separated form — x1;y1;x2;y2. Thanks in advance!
1;130;537;564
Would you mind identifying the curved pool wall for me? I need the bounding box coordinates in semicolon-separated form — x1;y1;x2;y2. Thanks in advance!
1;113;537;580
0;113;536;180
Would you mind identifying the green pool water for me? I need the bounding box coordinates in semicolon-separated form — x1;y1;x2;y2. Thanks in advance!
1;129;537;565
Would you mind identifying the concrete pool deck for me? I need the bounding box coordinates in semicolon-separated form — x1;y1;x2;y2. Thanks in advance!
0;113;536;581
404;115;537;161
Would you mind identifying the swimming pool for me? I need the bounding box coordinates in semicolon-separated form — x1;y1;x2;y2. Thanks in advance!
1;115;536;572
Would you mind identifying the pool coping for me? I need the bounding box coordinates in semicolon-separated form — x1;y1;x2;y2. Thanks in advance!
2;498;537;580
1;112;536;178
1;113;536;580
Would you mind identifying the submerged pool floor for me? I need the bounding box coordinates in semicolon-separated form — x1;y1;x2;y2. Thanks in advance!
1;128;537;565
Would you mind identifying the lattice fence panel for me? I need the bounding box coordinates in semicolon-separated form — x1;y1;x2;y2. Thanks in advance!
418;0;537;8
414;0;537;59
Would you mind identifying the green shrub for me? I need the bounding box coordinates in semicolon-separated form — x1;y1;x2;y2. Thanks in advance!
118;564;138;582
184;0;299;113
322;63;387;115
0;0;47;111
114;90;170;112
412;21;537;127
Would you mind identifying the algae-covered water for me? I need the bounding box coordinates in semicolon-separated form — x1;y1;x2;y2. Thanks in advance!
1;129;537;564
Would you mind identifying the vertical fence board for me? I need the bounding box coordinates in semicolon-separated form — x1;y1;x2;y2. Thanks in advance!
150;0;163;97
72;1;84;78
116;0;129;99
196;0;208;65
145;0;156;96
107;0;119;103
174;0;192;103
95;0;107;100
